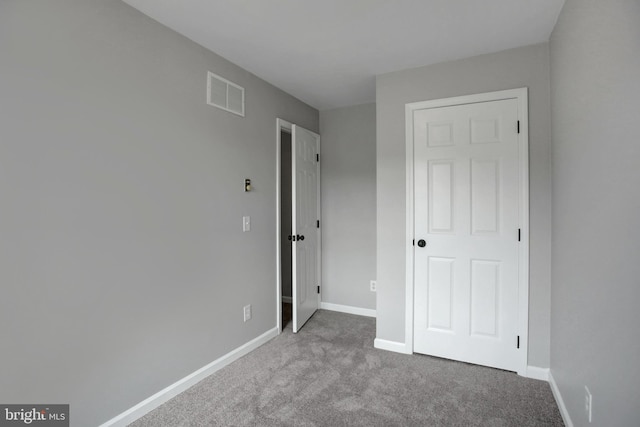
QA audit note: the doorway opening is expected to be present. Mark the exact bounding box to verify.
[280,128,293,330]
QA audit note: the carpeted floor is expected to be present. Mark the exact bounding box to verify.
[130,310,563,426]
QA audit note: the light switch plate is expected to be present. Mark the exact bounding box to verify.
[243,216,250,232]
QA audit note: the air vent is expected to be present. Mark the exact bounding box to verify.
[207,71,245,117]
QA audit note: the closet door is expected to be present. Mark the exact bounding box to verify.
[413,98,521,371]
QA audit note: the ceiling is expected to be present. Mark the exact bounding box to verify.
[122,0,565,111]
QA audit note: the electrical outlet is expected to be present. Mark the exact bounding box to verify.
[370,280,377,292]
[584,386,592,423]
[243,304,252,322]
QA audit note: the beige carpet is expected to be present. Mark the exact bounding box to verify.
[131,310,563,426]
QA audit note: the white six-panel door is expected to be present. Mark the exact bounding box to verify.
[292,125,320,333]
[412,97,522,372]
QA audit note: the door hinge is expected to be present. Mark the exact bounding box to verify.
[317,219,320,228]
[517,335,520,349]
[316,153,319,162]
[518,228,521,242]
[517,120,520,134]
[317,285,320,294]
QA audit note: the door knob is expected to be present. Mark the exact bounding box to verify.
[417,239,426,247]
[297,234,305,241]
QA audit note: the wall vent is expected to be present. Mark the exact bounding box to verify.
[207,71,245,117]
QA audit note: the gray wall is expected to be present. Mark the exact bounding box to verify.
[376,43,552,368]
[320,104,377,310]
[0,1,317,425]
[549,1,640,425]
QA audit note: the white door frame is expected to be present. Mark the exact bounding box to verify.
[404,88,530,376]
[276,118,321,334]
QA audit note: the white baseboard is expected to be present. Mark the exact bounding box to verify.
[99,327,279,427]
[320,302,376,318]
[525,365,549,381]
[282,296,292,303]
[374,338,412,355]
[549,371,573,427]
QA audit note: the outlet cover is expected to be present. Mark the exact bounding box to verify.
[243,304,252,322]
[370,280,377,292]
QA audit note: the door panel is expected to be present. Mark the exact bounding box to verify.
[292,124,320,333]
[471,159,500,234]
[427,257,455,331]
[470,259,500,337]
[413,98,520,371]
[428,160,455,233]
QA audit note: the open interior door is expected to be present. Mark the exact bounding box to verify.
[291,124,320,333]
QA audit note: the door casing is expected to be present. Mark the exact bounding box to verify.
[404,88,530,376]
